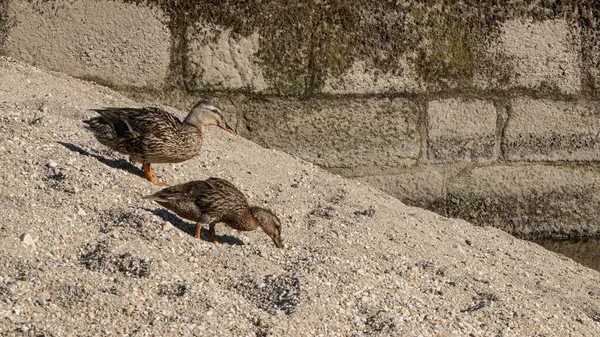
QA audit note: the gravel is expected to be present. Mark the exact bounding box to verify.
[1,56,600,336]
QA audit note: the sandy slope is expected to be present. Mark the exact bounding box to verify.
[0,56,599,336]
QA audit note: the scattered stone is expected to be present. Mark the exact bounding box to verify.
[19,233,36,248]
[162,222,175,231]
[28,116,44,125]
[354,208,376,217]
[158,283,191,299]
[235,275,301,315]
[47,160,58,168]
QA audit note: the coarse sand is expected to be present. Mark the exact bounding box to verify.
[1,57,600,336]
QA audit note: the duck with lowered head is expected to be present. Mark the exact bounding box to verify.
[83,101,236,185]
[145,177,283,248]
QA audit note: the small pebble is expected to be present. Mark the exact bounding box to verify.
[20,233,36,248]
[125,306,135,316]
[47,160,58,168]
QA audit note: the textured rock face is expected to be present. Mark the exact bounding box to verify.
[476,18,581,93]
[447,165,600,239]
[357,168,446,215]
[427,98,497,164]
[322,58,425,94]
[186,24,267,91]
[3,0,171,89]
[1,0,600,239]
[503,98,600,162]
[233,97,421,170]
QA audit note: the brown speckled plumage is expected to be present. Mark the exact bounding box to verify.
[145,177,283,248]
[83,102,235,185]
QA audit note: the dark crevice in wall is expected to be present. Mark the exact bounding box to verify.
[416,100,428,167]
[168,9,190,92]
[492,99,508,162]
[0,0,13,52]
[499,102,512,162]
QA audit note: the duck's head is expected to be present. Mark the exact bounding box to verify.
[250,206,283,248]
[185,101,236,135]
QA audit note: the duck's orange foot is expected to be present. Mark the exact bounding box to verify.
[143,163,169,186]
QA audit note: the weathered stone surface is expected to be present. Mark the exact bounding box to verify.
[448,165,600,239]
[535,239,600,271]
[234,98,421,169]
[476,19,581,94]
[3,0,170,89]
[503,98,600,161]
[322,58,425,94]
[186,24,267,91]
[357,168,446,215]
[427,98,497,164]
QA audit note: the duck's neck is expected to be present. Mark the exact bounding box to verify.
[182,122,203,133]
[238,212,260,231]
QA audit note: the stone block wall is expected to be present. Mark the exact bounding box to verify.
[3,0,171,89]
[1,0,600,239]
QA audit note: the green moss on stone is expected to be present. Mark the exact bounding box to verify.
[117,0,600,96]
[412,22,477,85]
[0,0,13,49]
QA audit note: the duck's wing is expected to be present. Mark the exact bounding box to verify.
[88,107,186,157]
[193,178,250,214]
[144,180,208,203]
[91,107,183,136]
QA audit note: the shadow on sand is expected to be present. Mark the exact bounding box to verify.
[58,142,144,178]
[145,207,245,246]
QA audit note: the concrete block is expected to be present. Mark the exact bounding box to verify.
[357,168,446,215]
[447,165,600,239]
[476,18,581,94]
[321,58,425,94]
[186,23,268,91]
[235,98,421,170]
[427,98,497,164]
[4,0,171,89]
[503,98,600,161]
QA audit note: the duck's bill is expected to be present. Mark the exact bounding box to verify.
[272,237,284,249]
[220,122,237,135]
